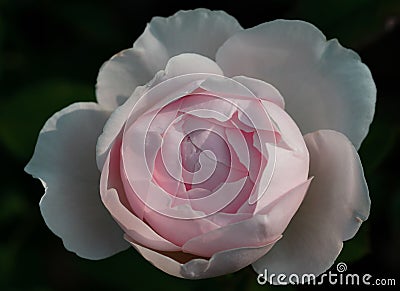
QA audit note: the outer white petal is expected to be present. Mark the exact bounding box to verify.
[252,130,370,283]
[96,48,156,110]
[126,235,276,279]
[96,8,242,110]
[25,103,129,259]
[134,8,242,67]
[216,20,376,149]
[163,53,223,78]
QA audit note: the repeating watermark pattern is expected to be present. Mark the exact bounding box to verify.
[257,262,396,286]
[122,73,278,219]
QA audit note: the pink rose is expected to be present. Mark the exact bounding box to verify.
[26,9,375,280]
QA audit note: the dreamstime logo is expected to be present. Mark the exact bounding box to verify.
[257,262,396,286]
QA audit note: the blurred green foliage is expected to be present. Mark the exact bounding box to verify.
[0,0,399,290]
[0,80,93,159]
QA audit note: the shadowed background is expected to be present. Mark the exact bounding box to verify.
[0,0,399,290]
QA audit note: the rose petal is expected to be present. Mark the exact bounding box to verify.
[261,100,307,153]
[252,130,370,283]
[163,53,223,78]
[120,122,223,244]
[134,8,242,69]
[179,93,236,122]
[182,179,311,257]
[121,175,220,246]
[96,53,227,169]
[25,103,129,259]
[96,7,240,109]
[96,85,148,170]
[100,140,181,252]
[216,20,376,149]
[96,74,203,170]
[96,49,155,110]
[232,76,285,109]
[241,101,309,211]
[127,235,276,279]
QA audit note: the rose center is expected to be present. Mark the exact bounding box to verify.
[180,129,230,192]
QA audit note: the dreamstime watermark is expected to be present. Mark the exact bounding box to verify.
[122,73,278,219]
[257,262,396,286]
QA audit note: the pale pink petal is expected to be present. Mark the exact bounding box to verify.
[262,100,307,151]
[224,127,250,170]
[127,235,276,279]
[96,74,203,170]
[121,175,220,247]
[236,98,276,132]
[252,130,370,283]
[243,101,309,212]
[182,179,311,257]
[179,93,236,122]
[219,178,255,214]
[96,53,227,171]
[100,141,181,252]
[198,74,255,98]
[232,76,285,109]
[119,127,223,245]
[207,212,253,226]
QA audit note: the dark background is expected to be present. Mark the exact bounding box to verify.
[0,0,399,290]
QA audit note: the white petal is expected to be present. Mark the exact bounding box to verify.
[217,20,376,149]
[134,8,242,68]
[25,103,129,259]
[96,9,242,110]
[127,235,275,279]
[96,48,156,110]
[164,53,223,77]
[252,130,370,283]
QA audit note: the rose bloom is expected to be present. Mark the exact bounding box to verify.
[26,9,375,281]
